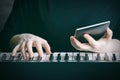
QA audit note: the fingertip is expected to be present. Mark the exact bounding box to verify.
[42,41,51,55]
[83,34,89,38]
[46,50,52,55]
[46,47,51,54]
[107,27,110,30]
[70,36,73,39]
[105,27,113,39]
[107,27,112,33]
[70,36,75,41]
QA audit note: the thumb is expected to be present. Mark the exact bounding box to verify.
[104,27,113,40]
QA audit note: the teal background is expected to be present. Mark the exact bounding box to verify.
[0,62,120,80]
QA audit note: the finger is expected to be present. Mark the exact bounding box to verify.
[21,42,27,60]
[83,34,96,46]
[70,36,92,50]
[42,40,51,55]
[104,27,113,40]
[35,41,43,57]
[12,44,20,56]
[27,40,33,58]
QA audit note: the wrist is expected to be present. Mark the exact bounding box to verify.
[10,34,21,49]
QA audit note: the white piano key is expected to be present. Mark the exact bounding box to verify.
[116,52,120,61]
[73,52,80,62]
[52,52,59,62]
[104,53,110,61]
[67,52,73,62]
[40,53,47,62]
[60,52,66,62]
[87,53,93,61]
[80,52,85,61]
[93,53,102,61]
[4,53,11,60]
[32,52,38,60]
[45,53,51,62]
[76,52,93,62]
[45,52,59,62]
[14,52,21,61]
[32,52,47,62]
[112,52,120,61]
[105,53,113,61]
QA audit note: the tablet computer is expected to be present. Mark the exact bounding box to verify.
[74,21,110,43]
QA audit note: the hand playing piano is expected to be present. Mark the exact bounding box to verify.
[70,27,120,53]
[10,33,51,60]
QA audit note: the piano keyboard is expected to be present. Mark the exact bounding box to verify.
[0,52,120,62]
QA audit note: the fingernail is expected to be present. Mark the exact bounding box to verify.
[47,50,51,55]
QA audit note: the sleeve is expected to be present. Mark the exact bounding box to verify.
[0,0,15,52]
[0,0,15,32]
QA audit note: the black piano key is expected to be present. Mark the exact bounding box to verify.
[9,55,15,61]
[17,54,22,61]
[49,54,54,61]
[96,54,101,61]
[76,53,81,61]
[112,53,116,61]
[104,53,109,61]
[29,57,34,61]
[84,53,89,61]
[37,56,42,61]
[1,54,7,61]
[64,53,69,61]
[57,53,61,61]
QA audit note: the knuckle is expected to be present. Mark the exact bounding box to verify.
[90,41,96,46]
[110,30,113,35]
[108,28,113,35]
[26,40,31,46]
[43,39,48,44]
[93,44,99,49]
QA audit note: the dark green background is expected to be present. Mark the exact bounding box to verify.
[0,62,120,80]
